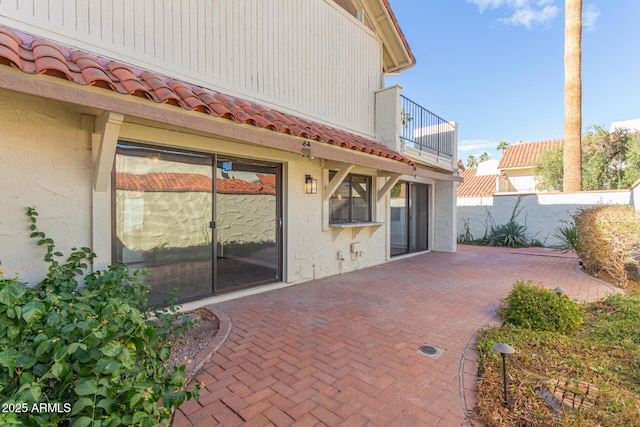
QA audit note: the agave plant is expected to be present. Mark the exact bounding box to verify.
[553,223,578,252]
[487,221,527,247]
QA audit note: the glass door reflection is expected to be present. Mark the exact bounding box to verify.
[215,157,281,292]
[114,145,214,306]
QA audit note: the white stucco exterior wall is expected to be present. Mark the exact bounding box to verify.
[374,85,402,152]
[433,180,457,253]
[457,191,632,247]
[118,123,403,285]
[0,91,92,284]
[2,87,458,294]
[285,161,390,283]
[1,95,425,287]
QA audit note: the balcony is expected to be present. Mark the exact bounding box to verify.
[375,85,457,171]
[400,96,455,159]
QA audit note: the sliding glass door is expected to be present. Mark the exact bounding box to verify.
[114,144,214,306]
[215,156,281,292]
[409,183,429,252]
[114,144,282,305]
[390,182,429,256]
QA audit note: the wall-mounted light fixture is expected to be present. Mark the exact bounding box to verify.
[301,140,314,159]
[305,175,317,194]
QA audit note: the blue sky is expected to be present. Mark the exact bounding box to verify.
[386,0,640,163]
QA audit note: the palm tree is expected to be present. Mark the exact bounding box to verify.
[496,141,509,152]
[466,155,478,168]
[563,0,582,192]
[479,152,490,162]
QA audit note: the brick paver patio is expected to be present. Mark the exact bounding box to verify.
[173,245,619,426]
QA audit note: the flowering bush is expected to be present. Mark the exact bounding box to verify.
[497,280,584,334]
[0,208,199,426]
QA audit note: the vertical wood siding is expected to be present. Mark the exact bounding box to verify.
[0,0,382,136]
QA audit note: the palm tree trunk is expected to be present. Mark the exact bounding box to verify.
[563,0,582,192]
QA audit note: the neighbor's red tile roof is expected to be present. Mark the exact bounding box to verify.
[0,25,412,166]
[116,173,276,195]
[498,140,563,169]
[217,177,276,195]
[456,168,497,198]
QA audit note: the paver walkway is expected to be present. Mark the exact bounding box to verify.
[173,245,619,426]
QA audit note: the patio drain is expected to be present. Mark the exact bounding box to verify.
[417,344,445,360]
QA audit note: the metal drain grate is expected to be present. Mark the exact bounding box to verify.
[417,344,445,359]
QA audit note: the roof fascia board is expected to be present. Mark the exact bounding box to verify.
[359,0,414,73]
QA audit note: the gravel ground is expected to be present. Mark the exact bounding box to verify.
[168,308,219,372]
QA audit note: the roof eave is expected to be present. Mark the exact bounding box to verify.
[1,67,436,178]
[361,0,416,74]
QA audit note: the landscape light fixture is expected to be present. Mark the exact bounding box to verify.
[305,175,317,194]
[492,342,516,408]
[553,287,566,295]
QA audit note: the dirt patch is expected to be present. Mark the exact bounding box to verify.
[169,308,219,371]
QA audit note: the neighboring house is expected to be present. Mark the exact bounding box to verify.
[457,162,500,200]
[496,140,563,193]
[610,119,640,133]
[0,0,460,305]
[456,138,634,247]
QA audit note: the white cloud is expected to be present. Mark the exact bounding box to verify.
[459,139,498,152]
[468,0,560,29]
[499,5,559,28]
[467,0,509,13]
[583,4,600,32]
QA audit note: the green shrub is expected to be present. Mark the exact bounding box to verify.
[486,221,527,247]
[497,280,584,334]
[552,220,578,252]
[574,205,640,288]
[0,208,199,426]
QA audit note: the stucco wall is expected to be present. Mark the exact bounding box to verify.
[0,91,92,284]
[117,123,407,285]
[117,123,414,284]
[285,161,390,283]
[434,180,457,252]
[1,89,458,292]
[457,191,632,247]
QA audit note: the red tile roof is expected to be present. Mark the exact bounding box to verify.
[115,173,276,195]
[0,25,412,166]
[456,168,497,198]
[498,140,563,169]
